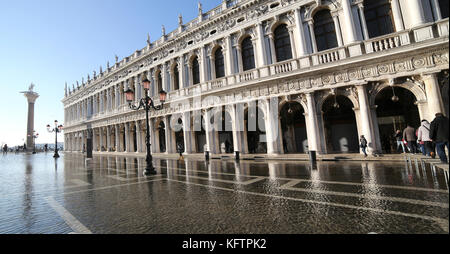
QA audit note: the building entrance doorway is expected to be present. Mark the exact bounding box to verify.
[322,95,359,153]
[375,86,420,154]
[245,104,267,154]
[158,121,166,153]
[280,101,308,154]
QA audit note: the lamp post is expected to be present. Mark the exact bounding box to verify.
[125,78,166,176]
[47,120,63,158]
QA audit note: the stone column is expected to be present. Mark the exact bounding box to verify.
[134,76,140,104]
[294,8,308,57]
[106,126,111,152]
[305,92,323,154]
[287,25,298,59]
[164,116,175,153]
[236,44,244,73]
[332,13,344,47]
[115,85,120,109]
[307,20,318,53]
[200,47,208,83]
[178,58,186,89]
[230,104,247,154]
[256,22,268,70]
[224,36,233,77]
[204,109,219,154]
[356,84,380,154]
[135,120,142,153]
[391,0,405,31]
[209,48,216,80]
[99,127,104,151]
[109,88,113,112]
[268,32,277,63]
[92,128,97,151]
[357,3,370,40]
[341,0,358,43]
[124,122,130,152]
[408,0,426,27]
[81,132,85,152]
[182,112,193,154]
[263,98,283,154]
[22,90,39,152]
[151,118,159,153]
[431,0,443,20]
[423,73,445,120]
[115,124,120,152]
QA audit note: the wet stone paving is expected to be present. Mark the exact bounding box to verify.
[0,152,448,234]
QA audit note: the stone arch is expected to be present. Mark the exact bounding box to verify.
[237,32,254,46]
[210,44,224,57]
[269,17,294,34]
[188,53,199,66]
[279,95,308,115]
[304,3,338,21]
[316,89,359,115]
[369,81,427,106]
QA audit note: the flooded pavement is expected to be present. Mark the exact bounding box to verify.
[0,152,448,234]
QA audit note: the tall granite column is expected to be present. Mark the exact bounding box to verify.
[21,86,39,152]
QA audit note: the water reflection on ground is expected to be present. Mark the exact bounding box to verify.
[0,152,448,234]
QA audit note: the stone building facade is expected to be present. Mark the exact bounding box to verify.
[63,0,449,157]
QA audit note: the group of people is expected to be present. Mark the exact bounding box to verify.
[361,113,449,163]
[2,143,50,155]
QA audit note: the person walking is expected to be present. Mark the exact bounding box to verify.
[394,130,405,153]
[417,120,435,158]
[430,113,449,163]
[177,142,184,160]
[403,124,418,154]
[360,135,368,157]
[2,144,8,155]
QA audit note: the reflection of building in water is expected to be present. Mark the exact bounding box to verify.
[63,0,449,157]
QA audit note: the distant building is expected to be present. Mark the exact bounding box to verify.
[63,0,449,156]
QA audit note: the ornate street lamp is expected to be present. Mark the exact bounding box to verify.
[125,78,167,175]
[47,120,63,158]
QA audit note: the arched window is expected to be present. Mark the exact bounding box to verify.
[274,24,292,62]
[241,37,255,71]
[314,10,338,52]
[173,64,180,90]
[192,56,200,85]
[214,48,225,78]
[439,0,449,18]
[364,0,395,38]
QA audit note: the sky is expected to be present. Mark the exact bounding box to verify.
[0,0,222,147]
